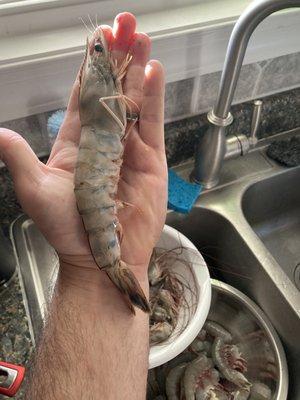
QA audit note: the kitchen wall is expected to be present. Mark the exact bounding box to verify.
[0,51,300,169]
[165,51,300,122]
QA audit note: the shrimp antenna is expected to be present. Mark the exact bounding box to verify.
[87,13,96,32]
[96,13,99,28]
[79,16,93,35]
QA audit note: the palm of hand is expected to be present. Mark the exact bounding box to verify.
[23,120,166,268]
[1,14,167,270]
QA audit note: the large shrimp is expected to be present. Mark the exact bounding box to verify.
[212,337,250,389]
[165,362,187,400]
[183,353,220,400]
[74,28,150,314]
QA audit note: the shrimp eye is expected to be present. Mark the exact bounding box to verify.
[94,43,103,53]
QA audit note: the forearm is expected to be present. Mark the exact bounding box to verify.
[24,259,149,400]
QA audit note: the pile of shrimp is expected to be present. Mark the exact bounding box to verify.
[148,248,197,345]
[147,319,277,400]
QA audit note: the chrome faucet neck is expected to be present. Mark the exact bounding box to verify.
[214,0,300,121]
[193,0,300,188]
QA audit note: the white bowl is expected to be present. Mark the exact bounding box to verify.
[149,225,211,369]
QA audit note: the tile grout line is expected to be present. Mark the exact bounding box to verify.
[252,61,267,98]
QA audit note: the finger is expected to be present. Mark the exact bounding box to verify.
[139,60,165,150]
[48,26,113,163]
[124,32,151,111]
[111,12,136,64]
[0,128,41,182]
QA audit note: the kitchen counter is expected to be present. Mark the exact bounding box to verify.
[0,165,32,397]
[0,275,32,399]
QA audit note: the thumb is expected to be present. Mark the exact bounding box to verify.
[0,128,41,183]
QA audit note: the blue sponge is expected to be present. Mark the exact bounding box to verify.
[168,169,202,214]
[47,109,66,138]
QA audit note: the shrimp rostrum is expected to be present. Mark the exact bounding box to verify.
[74,28,150,314]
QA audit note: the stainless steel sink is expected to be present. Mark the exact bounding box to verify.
[11,140,300,399]
[242,168,300,291]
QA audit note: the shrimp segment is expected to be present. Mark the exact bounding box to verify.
[165,363,187,400]
[75,28,150,313]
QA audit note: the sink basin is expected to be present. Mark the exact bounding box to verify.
[167,200,300,396]
[242,167,300,291]
[10,148,300,399]
[167,207,265,295]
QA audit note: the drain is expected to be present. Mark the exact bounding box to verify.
[294,263,300,291]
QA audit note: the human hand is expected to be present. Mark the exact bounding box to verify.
[0,13,167,280]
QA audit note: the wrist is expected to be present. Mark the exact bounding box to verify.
[59,255,149,296]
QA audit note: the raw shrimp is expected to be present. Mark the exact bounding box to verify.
[165,362,187,400]
[149,287,179,344]
[148,246,197,344]
[204,321,232,343]
[212,338,250,389]
[238,332,277,381]
[148,369,160,399]
[75,28,150,313]
[150,322,173,343]
[196,386,231,400]
[189,330,211,354]
[183,353,220,400]
[232,387,250,400]
[150,289,178,339]
[190,339,212,356]
[152,305,170,323]
[165,352,197,371]
[148,254,164,285]
[250,382,271,400]
[158,290,178,322]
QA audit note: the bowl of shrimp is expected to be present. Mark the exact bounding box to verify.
[147,279,288,400]
[148,225,211,369]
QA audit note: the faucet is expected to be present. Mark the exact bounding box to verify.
[192,0,300,188]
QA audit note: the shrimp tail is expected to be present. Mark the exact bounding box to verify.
[106,260,151,314]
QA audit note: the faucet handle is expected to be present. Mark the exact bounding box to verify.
[250,99,263,146]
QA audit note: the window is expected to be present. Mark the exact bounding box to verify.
[0,0,202,36]
[1,0,299,122]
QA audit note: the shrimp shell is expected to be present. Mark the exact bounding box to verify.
[75,29,150,313]
[250,382,271,400]
[232,387,251,400]
[183,354,219,400]
[151,305,170,323]
[165,362,187,400]
[150,322,173,344]
[148,254,164,286]
[212,337,251,389]
[204,321,232,343]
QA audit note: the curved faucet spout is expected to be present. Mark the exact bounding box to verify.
[193,0,300,187]
[215,0,300,120]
